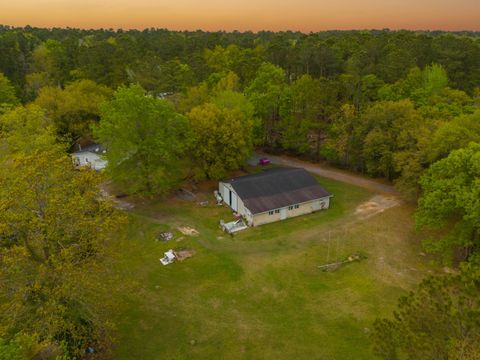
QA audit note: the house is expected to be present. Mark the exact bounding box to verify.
[72,143,107,171]
[219,167,332,227]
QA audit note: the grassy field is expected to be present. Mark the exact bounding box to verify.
[112,176,436,359]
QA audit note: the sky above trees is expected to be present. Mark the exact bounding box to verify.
[1,0,479,32]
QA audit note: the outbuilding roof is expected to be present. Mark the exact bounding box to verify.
[224,167,331,214]
[73,143,106,155]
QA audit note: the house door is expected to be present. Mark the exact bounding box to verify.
[221,184,229,204]
[231,192,238,212]
[280,207,287,220]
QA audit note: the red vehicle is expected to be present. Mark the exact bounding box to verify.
[258,158,271,166]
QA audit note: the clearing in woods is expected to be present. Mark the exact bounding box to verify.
[112,174,436,359]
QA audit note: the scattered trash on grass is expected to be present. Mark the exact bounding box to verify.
[178,226,199,236]
[159,248,196,265]
[156,231,173,242]
[220,219,248,234]
[199,200,209,207]
[160,249,176,265]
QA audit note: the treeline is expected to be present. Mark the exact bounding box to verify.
[1,27,479,197]
[1,26,480,99]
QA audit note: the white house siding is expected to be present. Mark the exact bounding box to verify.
[219,182,241,213]
[219,182,331,227]
[219,182,230,207]
[252,196,331,227]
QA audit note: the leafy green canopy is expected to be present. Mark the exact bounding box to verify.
[0,105,59,155]
[246,62,286,147]
[34,79,112,142]
[372,263,480,360]
[0,148,127,357]
[0,105,129,357]
[0,72,18,112]
[187,90,254,180]
[416,143,480,261]
[428,111,480,162]
[94,84,189,195]
[0,333,61,360]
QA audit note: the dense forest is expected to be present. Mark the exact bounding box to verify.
[1,26,480,358]
[1,26,479,196]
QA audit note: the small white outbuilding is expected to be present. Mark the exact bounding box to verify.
[72,143,107,171]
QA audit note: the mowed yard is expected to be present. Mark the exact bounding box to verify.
[112,176,437,359]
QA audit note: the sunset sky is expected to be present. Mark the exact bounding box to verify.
[1,0,479,32]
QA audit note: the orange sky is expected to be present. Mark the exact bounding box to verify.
[1,0,479,32]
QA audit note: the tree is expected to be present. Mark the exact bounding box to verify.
[359,100,422,180]
[187,91,254,179]
[322,104,361,168]
[377,33,417,83]
[372,263,480,360]
[245,62,286,147]
[29,40,69,87]
[129,58,195,95]
[0,149,127,357]
[340,73,384,111]
[423,63,449,96]
[0,105,58,156]
[204,44,265,85]
[416,143,480,261]
[428,111,480,162]
[279,75,318,155]
[34,79,112,142]
[0,72,18,111]
[176,83,210,114]
[94,84,189,195]
[378,64,473,120]
[393,121,433,199]
[0,333,62,360]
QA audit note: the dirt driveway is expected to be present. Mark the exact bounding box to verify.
[254,153,399,195]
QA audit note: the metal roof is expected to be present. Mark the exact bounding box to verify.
[225,167,331,214]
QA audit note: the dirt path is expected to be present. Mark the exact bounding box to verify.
[254,153,400,195]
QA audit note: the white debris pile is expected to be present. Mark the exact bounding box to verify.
[160,249,176,265]
[213,190,223,205]
[220,219,248,234]
[159,248,196,265]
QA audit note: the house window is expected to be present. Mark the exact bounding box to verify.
[288,205,294,210]
[274,209,280,214]
[294,204,299,209]
[268,210,274,215]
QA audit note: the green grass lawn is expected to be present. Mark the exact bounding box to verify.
[112,177,436,359]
